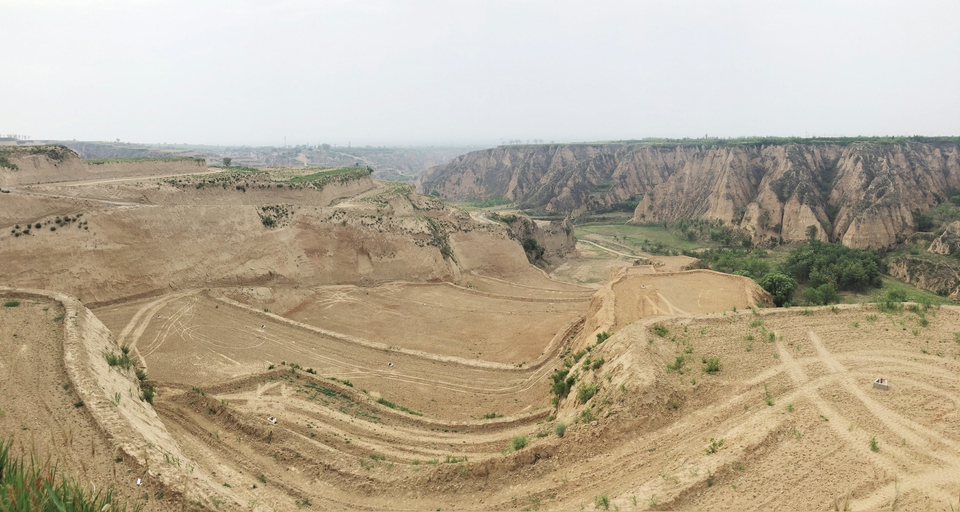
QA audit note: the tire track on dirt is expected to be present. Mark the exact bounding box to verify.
[142,296,198,360]
[807,331,960,456]
[775,338,909,473]
[777,331,960,508]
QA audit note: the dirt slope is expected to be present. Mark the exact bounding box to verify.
[579,267,773,341]
[0,180,532,304]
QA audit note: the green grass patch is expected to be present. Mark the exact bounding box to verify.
[465,195,512,208]
[575,223,712,253]
[3,300,21,308]
[702,357,722,374]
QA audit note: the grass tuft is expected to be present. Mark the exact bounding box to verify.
[0,439,137,510]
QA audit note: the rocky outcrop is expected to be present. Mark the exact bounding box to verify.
[887,255,960,298]
[491,213,577,268]
[928,221,960,255]
[419,140,960,248]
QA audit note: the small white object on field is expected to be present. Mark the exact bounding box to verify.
[136,478,142,486]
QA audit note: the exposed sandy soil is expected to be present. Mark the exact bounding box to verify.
[92,282,581,421]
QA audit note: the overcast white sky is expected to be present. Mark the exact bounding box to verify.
[2,0,958,146]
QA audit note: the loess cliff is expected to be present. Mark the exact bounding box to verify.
[419,140,960,248]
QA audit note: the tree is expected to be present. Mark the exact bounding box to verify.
[805,224,818,241]
[803,283,840,305]
[913,209,934,231]
[222,157,232,167]
[758,272,798,307]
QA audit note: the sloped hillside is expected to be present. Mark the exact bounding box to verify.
[0,176,530,304]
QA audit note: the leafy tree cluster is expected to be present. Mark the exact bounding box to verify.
[693,247,771,279]
[593,195,642,214]
[699,240,883,307]
[754,240,883,306]
[676,218,751,248]
[780,240,883,292]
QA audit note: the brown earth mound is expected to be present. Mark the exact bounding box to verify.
[580,266,773,341]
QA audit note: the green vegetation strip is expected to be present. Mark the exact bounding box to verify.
[85,157,205,164]
[287,166,371,183]
[376,397,423,416]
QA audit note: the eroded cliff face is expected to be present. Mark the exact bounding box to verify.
[419,142,960,248]
[495,213,577,268]
[887,255,960,298]
[928,221,960,255]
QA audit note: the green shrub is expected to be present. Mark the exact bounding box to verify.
[104,350,134,370]
[703,357,722,374]
[781,240,882,292]
[803,283,841,305]
[577,383,597,404]
[594,494,610,510]
[705,437,724,454]
[510,435,528,451]
[666,356,685,372]
[595,331,610,344]
[3,300,21,307]
[652,325,669,337]
[554,422,567,437]
[550,369,576,401]
[758,272,797,307]
[580,408,595,423]
[141,382,155,404]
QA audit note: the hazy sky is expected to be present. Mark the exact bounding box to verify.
[2,0,958,146]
